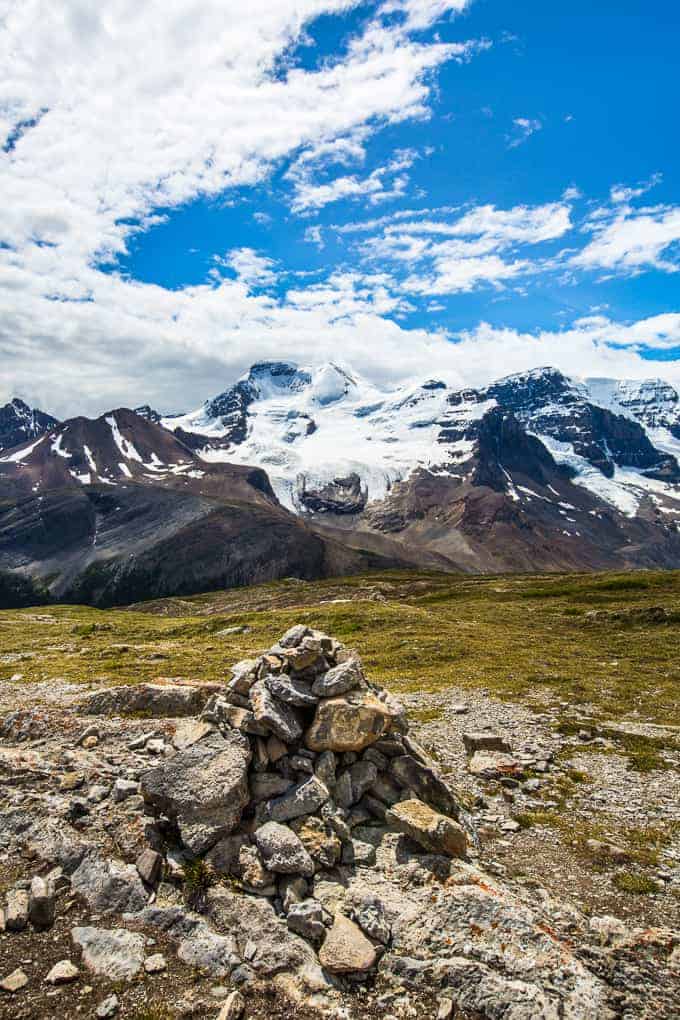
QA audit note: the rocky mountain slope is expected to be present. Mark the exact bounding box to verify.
[0,398,58,453]
[0,409,407,607]
[4,362,680,606]
[2,620,677,1019]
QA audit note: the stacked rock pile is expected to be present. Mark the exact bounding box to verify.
[140,625,470,967]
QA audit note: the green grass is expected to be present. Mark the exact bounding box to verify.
[613,872,658,895]
[2,568,680,732]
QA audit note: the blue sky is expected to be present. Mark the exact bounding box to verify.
[1,1,679,416]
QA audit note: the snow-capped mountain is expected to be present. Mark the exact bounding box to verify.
[0,398,58,453]
[4,362,680,607]
[163,361,680,527]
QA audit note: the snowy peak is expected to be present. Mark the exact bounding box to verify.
[0,397,58,453]
[0,408,200,489]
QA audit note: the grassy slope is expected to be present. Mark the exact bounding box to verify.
[2,568,680,727]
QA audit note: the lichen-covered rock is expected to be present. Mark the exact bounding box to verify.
[386,799,468,858]
[71,856,148,915]
[311,658,364,698]
[140,729,250,854]
[389,754,463,819]
[305,691,401,753]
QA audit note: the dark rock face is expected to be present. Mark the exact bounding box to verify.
[0,398,58,453]
[297,472,368,514]
[133,405,161,424]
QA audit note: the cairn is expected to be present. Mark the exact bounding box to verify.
[140,625,469,971]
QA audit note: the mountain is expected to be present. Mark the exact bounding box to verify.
[161,361,680,573]
[0,408,411,607]
[3,362,680,607]
[0,398,58,452]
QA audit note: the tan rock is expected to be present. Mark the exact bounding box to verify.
[45,960,79,985]
[386,799,467,858]
[319,913,376,973]
[217,990,245,1020]
[305,691,398,753]
[0,968,28,993]
[468,751,523,779]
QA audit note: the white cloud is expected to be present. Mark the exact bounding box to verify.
[381,0,472,32]
[357,200,572,293]
[610,172,662,204]
[573,203,680,275]
[219,248,278,287]
[507,116,542,148]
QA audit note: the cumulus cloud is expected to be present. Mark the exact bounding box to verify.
[357,200,572,293]
[573,203,680,275]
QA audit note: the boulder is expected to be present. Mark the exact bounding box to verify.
[82,683,219,718]
[335,760,378,808]
[71,926,147,981]
[250,679,303,744]
[177,929,240,977]
[45,960,79,985]
[287,898,328,942]
[140,729,251,854]
[306,691,401,753]
[254,822,315,876]
[386,799,467,858]
[290,816,342,869]
[319,913,377,973]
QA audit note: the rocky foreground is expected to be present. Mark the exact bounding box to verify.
[0,626,678,1019]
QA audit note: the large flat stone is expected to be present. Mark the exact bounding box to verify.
[140,730,251,854]
[386,799,467,858]
[319,913,376,973]
[71,927,146,982]
[250,680,303,744]
[82,683,220,718]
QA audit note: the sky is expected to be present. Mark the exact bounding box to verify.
[1,0,679,417]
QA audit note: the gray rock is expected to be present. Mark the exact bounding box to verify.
[250,679,303,743]
[71,856,148,914]
[140,729,251,854]
[112,778,139,803]
[96,994,119,1019]
[314,750,336,787]
[352,897,390,945]
[254,822,315,877]
[177,930,240,975]
[72,926,146,981]
[286,898,328,942]
[82,683,219,717]
[265,775,329,823]
[229,658,260,694]
[136,849,162,886]
[462,731,512,754]
[265,673,318,708]
[250,772,293,803]
[278,625,314,648]
[28,875,55,928]
[335,760,378,808]
[205,834,250,877]
[311,658,364,697]
[207,887,317,978]
[5,888,28,932]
